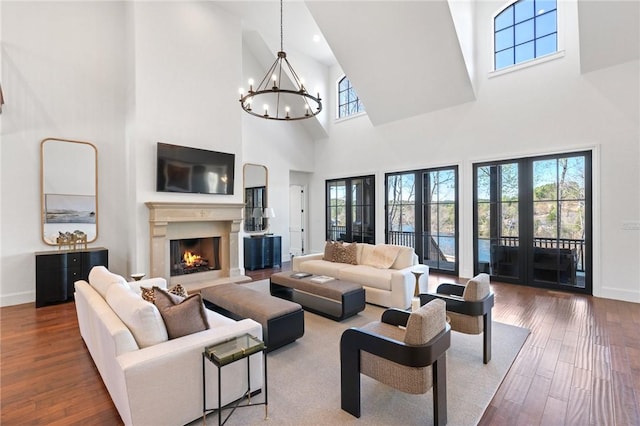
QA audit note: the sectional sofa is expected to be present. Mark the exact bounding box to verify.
[74,266,263,426]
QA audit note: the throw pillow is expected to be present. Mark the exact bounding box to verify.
[105,282,168,348]
[140,286,155,303]
[141,284,188,303]
[333,243,358,265]
[323,240,338,261]
[153,289,209,339]
[169,283,188,298]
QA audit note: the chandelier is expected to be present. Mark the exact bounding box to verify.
[239,0,322,121]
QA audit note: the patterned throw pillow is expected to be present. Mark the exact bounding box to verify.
[168,284,188,298]
[323,240,338,261]
[140,286,155,303]
[334,243,358,265]
[141,284,188,303]
[323,241,358,265]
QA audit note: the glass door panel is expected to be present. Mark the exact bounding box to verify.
[387,173,416,247]
[423,169,458,272]
[326,180,346,241]
[476,162,521,280]
[326,176,375,243]
[531,156,586,288]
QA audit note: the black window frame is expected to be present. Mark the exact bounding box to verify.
[385,166,459,275]
[337,76,365,119]
[326,175,375,244]
[473,151,592,295]
[494,0,558,70]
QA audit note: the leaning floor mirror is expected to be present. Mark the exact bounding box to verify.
[243,163,267,233]
[40,137,98,248]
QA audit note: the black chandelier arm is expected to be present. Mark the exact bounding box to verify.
[254,57,282,92]
[282,57,306,93]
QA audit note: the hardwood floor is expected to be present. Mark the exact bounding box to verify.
[1,264,638,425]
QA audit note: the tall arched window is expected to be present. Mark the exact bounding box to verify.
[337,76,365,118]
[494,0,557,70]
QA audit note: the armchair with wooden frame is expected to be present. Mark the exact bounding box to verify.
[340,299,451,425]
[419,273,494,364]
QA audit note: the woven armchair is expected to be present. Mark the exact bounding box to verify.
[340,299,451,425]
[420,273,494,364]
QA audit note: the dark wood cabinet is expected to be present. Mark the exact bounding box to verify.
[244,236,281,271]
[35,247,108,307]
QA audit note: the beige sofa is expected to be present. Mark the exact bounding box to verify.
[74,266,263,426]
[292,242,429,309]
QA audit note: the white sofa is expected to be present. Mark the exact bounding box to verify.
[74,266,263,426]
[292,243,429,309]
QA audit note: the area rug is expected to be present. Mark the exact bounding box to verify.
[196,279,530,425]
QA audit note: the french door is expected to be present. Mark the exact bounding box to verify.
[386,166,459,275]
[326,176,375,244]
[474,152,591,293]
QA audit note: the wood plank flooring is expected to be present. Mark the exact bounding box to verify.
[1,264,638,425]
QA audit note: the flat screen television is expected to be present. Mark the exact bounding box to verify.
[157,142,235,195]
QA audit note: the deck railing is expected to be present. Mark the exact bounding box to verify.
[385,231,585,272]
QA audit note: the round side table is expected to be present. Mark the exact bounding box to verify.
[411,270,424,297]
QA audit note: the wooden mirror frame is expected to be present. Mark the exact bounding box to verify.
[40,138,98,247]
[243,163,268,233]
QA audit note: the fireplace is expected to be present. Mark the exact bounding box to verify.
[145,202,249,292]
[170,237,221,276]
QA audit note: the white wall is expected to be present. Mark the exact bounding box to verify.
[307,0,640,302]
[1,2,128,305]
[127,2,245,276]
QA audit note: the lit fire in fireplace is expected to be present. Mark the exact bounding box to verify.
[183,251,205,267]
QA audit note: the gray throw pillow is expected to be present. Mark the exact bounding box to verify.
[153,288,209,339]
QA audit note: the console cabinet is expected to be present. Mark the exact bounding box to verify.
[35,247,108,307]
[244,236,281,271]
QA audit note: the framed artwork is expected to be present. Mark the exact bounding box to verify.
[44,194,96,224]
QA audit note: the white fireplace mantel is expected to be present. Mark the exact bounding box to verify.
[145,202,248,291]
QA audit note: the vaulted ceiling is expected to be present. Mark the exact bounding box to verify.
[218,1,639,128]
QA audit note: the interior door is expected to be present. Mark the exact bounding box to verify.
[289,185,305,256]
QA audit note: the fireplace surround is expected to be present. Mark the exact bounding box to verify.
[145,202,249,291]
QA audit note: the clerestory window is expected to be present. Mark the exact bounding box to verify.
[494,0,557,70]
[337,76,365,119]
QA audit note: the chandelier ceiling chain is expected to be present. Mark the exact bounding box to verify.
[239,0,322,121]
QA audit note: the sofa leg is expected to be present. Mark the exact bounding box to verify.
[432,356,447,426]
[483,310,492,364]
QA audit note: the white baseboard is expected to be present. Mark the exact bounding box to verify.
[0,291,34,307]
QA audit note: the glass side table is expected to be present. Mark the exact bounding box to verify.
[202,333,267,426]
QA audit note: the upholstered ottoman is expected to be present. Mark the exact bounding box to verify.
[270,272,366,321]
[201,283,304,352]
